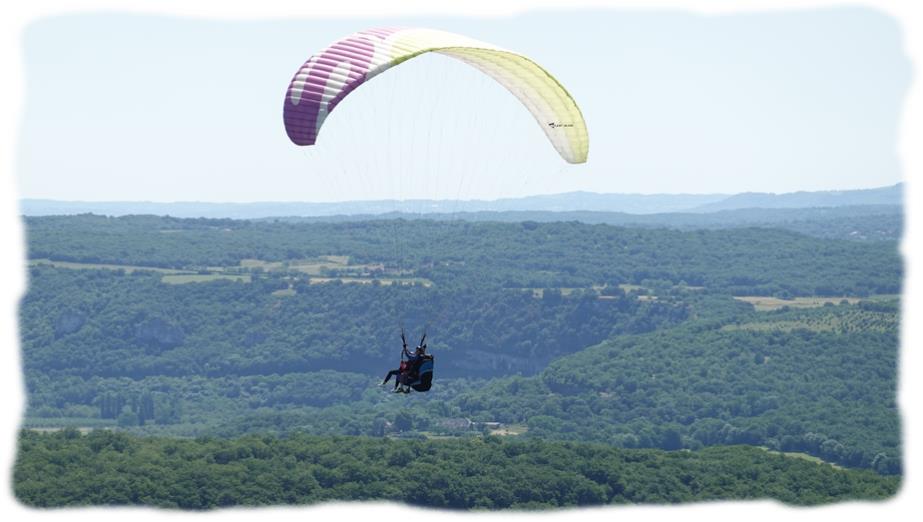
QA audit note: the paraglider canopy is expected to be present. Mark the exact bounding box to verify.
[283,27,588,164]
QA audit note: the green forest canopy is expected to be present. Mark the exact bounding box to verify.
[14,430,899,509]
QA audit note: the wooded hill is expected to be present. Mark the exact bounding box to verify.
[25,214,901,296]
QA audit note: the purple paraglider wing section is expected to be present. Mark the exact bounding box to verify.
[283,28,394,146]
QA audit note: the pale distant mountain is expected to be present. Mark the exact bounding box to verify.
[18,193,728,218]
[19,183,902,219]
[688,183,902,212]
[486,191,727,213]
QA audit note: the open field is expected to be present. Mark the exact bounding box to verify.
[320,255,349,265]
[22,417,114,430]
[239,258,286,271]
[32,257,405,287]
[490,424,528,436]
[241,256,386,276]
[161,274,252,284]
[734,296,861,311]
[29,259,189,274]
[722,307,898,334]
[416,433,461,440]
[414,424,528,438]
[520,284,651,299]
[619,284,647,293]
[308,277,433,287]
[26,427,99,434]
[759,447,843,470]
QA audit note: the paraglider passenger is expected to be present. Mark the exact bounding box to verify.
[381,330,414,390]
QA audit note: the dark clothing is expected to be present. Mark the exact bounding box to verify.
[383,369,401,385]
[384,359,411,389]
[382,370,401,384]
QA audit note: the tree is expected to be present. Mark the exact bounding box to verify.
[117,411,139,427]
[394,411,413,432]
[139,392,155,426]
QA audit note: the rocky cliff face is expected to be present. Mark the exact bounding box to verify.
[53,310,86,338]
[134,317,184,353]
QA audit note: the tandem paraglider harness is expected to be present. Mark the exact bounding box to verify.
[396,329,434,393]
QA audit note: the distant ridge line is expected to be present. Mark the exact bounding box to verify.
[20,183,902,219]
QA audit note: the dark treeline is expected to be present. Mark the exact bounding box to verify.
[264,205,903,242]
[25,214,901,296]
[14,430,899,509]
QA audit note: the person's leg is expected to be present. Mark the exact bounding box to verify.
[382,369,399,385]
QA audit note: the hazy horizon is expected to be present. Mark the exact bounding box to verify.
[19,182,903,220]
[18,181,901,205]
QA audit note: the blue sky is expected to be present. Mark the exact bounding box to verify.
[16,7,910,202]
